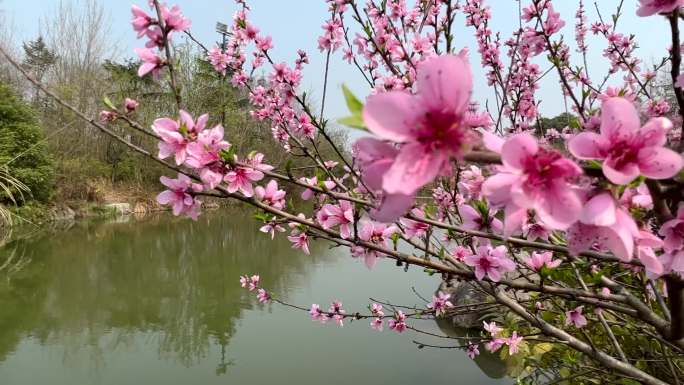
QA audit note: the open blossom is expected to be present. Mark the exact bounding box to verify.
[317,200,354,239]
[427,291,454,317]
[287,231,310,255]
[482,133,583,231]
[152,110,208,165]
[186,125,231,189]
[464,245,516,282]
[131,5,153,37]
[225,165,264,197]
[370,317,383,331]
[506,331,524,355]
[388,311,407,333]
[659,206,684,274]
[485,338,506,353]
[636,0,684,16]
[161,4,191,33]
[458,165,485,199]
[660,249,684,275]
[466,343,480,359]
[452,246,470,262]
[135,47,163,77]
[239,274,260,291]
[309,304,328,322]
[256,288,270,303]
[569,97,683,185]
[565,306,588,328]
[659,205,684,253]
[328,301,346,327]
[255,180,286,210]
[524,251,562,271]
[483,321,502,337]
[353,138,415,222]
[259,221,285,240]
[156,173,202,219]
[351,219,398,269]
[370,303,384,317]
[458,204,503,234]
[359,54,477,198]
[299,176,335,200]
[208,47,230,75]
[567,192,640,261]
[399,208,430,239]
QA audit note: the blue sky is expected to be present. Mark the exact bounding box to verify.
[0,0,673,126]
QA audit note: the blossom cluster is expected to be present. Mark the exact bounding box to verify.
[106,0,684,380]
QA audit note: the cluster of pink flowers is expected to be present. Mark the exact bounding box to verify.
[149,109,279,218]
[427,292,454,317]
[309,301,347,326]
[131,2,190,77]
[388,310,407,333]
[208,46,231,75]
[156,174,203,219]
[125,2,684,376]
[482,321,524,355]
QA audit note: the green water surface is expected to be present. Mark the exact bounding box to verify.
[0,211,508,384]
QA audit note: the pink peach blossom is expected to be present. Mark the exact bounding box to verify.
[256,288,270,303]
[255,180,286,210]
[482,133,583,230]
[388,311,407,333]
[353,138,415,222]
[317,200,354,239]
[466,343,480,359]
[360,54,477,196]
[135,47,163,78]
[131,5,153,38]
[152,110,208,165]
[506,331,524,355]
[659,205,684,253]
[636,0,684,16]
[565,306,588,328]
[569,97,683,185]
[567,192,640,261]
[524,251,562,271]
[464,245,516,282]
[224,166,264,197]
[156,173,202,219]
[427,291,454,317]
[287,231,310,255]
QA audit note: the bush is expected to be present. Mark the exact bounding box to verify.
[0,82,54,203]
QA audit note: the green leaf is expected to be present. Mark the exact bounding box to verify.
[338,84,369,131]
[532,342,553,359]
[585,160,602,169]
[342,84,363,115]
[102,96,116,110]
[337,115,367,130]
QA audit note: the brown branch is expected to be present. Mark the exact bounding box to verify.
[492,288,669,385]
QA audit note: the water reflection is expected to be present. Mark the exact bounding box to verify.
[0,211,507,385]
[0,212,323,371]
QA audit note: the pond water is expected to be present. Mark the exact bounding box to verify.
[0,211,508,385]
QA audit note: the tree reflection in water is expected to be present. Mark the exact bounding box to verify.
[0,210,327,374]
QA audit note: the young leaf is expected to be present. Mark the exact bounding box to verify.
[342,84,363,115]
[102,96,116,110]
[338,115,367,130]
